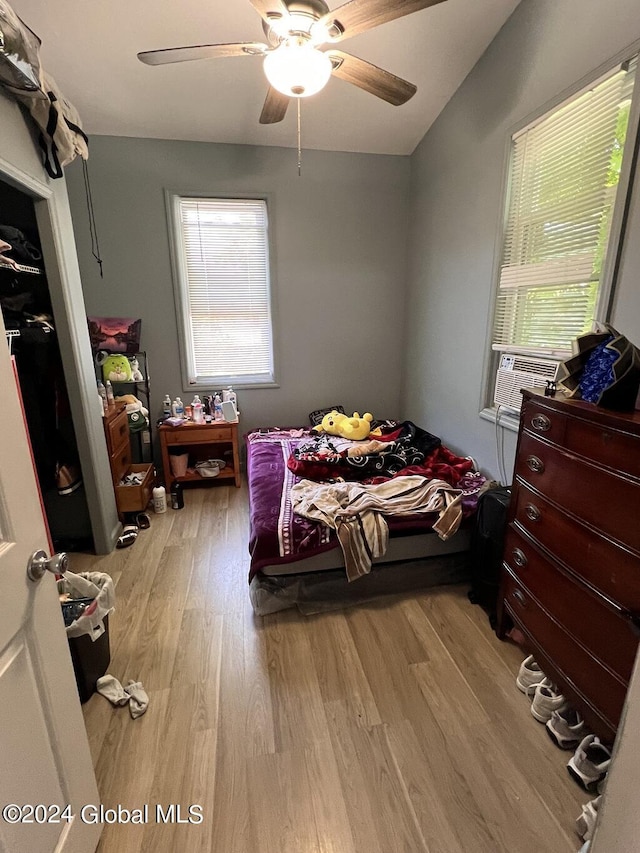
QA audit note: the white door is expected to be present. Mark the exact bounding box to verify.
[0,313,101,853]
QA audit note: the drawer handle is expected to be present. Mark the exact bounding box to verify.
[512,588,527,607]
[526,455,545,474]
[531,413,551,432]
[512,548,528,568]
[525,503,540,521]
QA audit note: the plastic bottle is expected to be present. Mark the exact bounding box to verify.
[97,381,108,414]
[175,397,185,418]
[213,393,223,421]
[192,394,204,423]
[152,485,167,513]
[171,398,179,417]
[105,380,115,406]
[163,395,172,418]
[222,385,237,406]
[170,481,184,510]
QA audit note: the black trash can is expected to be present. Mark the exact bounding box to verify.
[67,615,111,703]
[59,571,115,703]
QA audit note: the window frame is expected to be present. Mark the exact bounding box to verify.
[166,190,279,392]
[480,45,640,430]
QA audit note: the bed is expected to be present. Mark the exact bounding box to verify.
[246,419,486,614]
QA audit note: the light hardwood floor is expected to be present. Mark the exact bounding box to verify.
[75,484,588,853]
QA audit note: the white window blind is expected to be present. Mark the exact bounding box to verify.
[175,197,274,385]
[492,59,636,356]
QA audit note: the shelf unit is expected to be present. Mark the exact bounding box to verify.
[97,350,153,467]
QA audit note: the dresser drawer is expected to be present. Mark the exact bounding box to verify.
[110,442,132,486]
[502,569,628,731]
[521,398,567,446]
[163,426,232,444]
[522,398,640,478]
[512,480,640,612]
[503,528,638,682]
[115,463,154,514]
[516,432,640,552]
[563,416,640,479]
[106,407,130,453]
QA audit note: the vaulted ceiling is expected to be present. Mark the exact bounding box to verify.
[12,0,521,155]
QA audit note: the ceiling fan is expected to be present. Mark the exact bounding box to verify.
[137,0,447,124]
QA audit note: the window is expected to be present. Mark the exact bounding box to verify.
[170,195,275,388]
[491,58,637,362]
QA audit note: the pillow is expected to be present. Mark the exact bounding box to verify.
[308,405,345,427]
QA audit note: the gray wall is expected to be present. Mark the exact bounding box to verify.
[403,0,640,480]
[66,138,410,438]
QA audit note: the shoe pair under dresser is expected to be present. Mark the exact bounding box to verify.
[497,388,640,743]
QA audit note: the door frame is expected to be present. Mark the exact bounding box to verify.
[0,130,120,554]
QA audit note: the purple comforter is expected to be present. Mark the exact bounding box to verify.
[246,427,485,581]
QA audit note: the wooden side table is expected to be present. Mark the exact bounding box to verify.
[159,420,241,491]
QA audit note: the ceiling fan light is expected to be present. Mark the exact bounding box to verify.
[264,41,332,98]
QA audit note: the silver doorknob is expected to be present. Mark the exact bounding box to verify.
[27,549,69,582]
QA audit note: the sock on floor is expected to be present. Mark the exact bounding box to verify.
[124,680,149,719]
[96,674,129,706]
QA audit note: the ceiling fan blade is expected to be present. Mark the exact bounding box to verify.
[260,87,290,124]
[326,50,416,105]
[318,0,446,42]
[249,0,291,24]
[137,42,268,66]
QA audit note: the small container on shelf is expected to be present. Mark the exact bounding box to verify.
[213,393,223,421]
[192,394,204,423]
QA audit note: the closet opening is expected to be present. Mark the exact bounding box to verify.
[1,175,94,552]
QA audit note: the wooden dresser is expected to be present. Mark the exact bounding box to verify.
[103,403,153,517]
[497,389,640,742]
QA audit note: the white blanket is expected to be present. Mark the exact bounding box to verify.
[290,475,463,581]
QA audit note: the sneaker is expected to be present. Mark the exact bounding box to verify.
[530,678,570,723]
[546,707,588,749]
[55,462,82,495]
[567,735,611,792]
[116,524,138,550]
[516,655,545,694]
[575,795,601,841]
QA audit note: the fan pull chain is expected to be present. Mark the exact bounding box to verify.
[297,98,302,177]
[82,158,104,278]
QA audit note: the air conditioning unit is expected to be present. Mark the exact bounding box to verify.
[494,354,559,412]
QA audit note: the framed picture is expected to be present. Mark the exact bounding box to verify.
[87,317,142,354]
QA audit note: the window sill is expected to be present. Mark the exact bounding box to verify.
[479,406,520,433]
[185,380,279,391]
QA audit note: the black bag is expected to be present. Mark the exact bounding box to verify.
[468,485,511,628]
